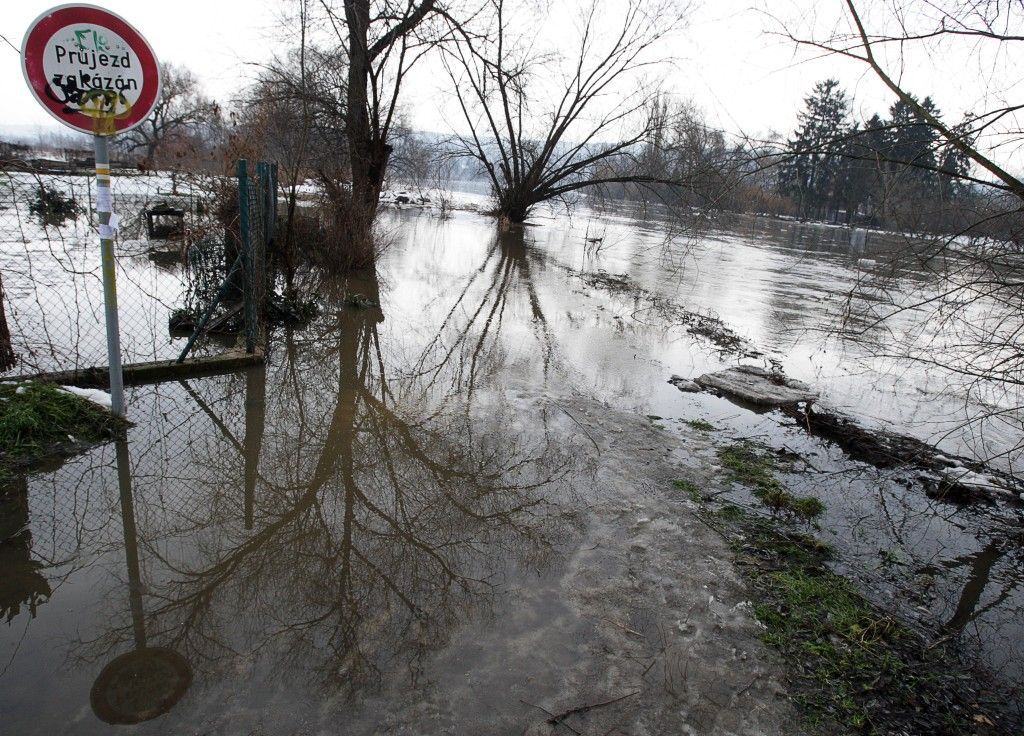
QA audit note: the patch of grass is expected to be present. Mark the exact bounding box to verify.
[790,495,825,519]
[718,441,784,492]
[718,441,823,520]
[0,382,126,477]
[686,418,716,432]
[672,478,702,502]
[792,531,834,557]
[716,509,997,735]
[716,503,744,522]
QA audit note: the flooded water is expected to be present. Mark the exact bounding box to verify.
[1,200,1022,732]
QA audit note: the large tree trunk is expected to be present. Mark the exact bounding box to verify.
[496,188,531,225]
[337,0,436,266]
[498,204,529,225]
[344,0,391,264]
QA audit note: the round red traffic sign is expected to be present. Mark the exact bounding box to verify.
[22,4,161,136]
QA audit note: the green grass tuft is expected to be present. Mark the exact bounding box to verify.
[716,511,994,734]
[744,526,909,732]
[672,478,702,502]
[716,503,744,522]
[790,495,825,520]
[718,441,823,520]
[0,382,126,478]
[686,418,716,432]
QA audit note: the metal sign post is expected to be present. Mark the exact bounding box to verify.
[93,136,124,416]
[22,5,162,418]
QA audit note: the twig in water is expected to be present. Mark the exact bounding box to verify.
[554,402,602,453]
[520,700,582,735]
[640,656,660,678]
[600,617,644,637]
[546,690,642,727]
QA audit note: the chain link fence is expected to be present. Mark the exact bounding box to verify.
[0,161,272,380]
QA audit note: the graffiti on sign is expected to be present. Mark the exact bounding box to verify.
[22,5,161,135]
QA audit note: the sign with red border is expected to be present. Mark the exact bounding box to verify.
[22,4,161,136]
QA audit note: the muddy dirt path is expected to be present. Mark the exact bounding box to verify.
[340,394,800,735]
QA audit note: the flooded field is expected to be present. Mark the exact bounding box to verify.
[1,200,1021,732]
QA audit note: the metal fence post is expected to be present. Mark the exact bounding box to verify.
[270,163,278,235]
[267,163,278,303]
[237,160,256,354]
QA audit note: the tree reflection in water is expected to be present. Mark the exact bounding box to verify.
[74,245,581,700]
[0,477,51,623]
[410,227,555,396]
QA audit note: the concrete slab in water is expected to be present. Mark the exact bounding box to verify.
[696,365,818,406]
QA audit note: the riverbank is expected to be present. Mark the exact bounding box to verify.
[674,431,1010,734]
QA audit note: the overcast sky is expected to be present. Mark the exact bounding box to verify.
[1,0,1017,163]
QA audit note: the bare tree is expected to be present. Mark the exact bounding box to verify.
[440,0,692,225]
[239,0,338,288]
[781,0,1023,203]
[120,63,222,167]
[237,1,476,270]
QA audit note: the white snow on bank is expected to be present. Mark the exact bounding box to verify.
[943,467,1022,501]
[60,385,112,410]
[947,468,1001,489]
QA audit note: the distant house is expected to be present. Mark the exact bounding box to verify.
[0,141,134,174]
[0,140,33,165]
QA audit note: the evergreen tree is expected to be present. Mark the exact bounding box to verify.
[845,113,891,224]
[836,123,874,223]
[780,83,973,227]
[887,95,942,190]
[779,79,853,219]
[937,117,975,202]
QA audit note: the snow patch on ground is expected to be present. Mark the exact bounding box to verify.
[60,385,112,410]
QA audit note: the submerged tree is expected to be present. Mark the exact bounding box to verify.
[312,0,446,266]
[231,0,448,270]
[239,0,347,287]
[442,0,692,225]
